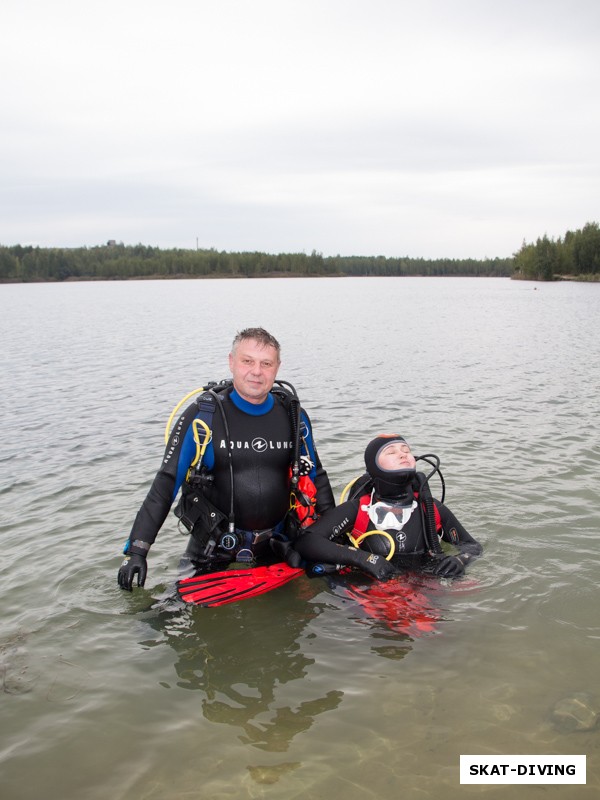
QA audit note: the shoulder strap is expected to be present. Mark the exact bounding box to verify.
[165,380,231,444]
[167,381,231,478]
[352,494,372,535]
[271,380,303,485]
[188,391,219,469]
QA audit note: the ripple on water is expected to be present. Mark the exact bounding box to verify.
[2,278,600,800]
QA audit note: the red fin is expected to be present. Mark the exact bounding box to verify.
[177,564,304,606]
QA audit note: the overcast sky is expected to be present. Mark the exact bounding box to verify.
[1,0,598,259]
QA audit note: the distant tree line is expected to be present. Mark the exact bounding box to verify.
[513,221,600,281]
[0,242,512,282]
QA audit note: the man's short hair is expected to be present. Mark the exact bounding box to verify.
[232,328,281,360]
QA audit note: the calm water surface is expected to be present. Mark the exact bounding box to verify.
[1,277,599,799]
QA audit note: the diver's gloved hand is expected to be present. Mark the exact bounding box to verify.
[433,554,465,578]
[118,553,147,591]
[357,551,398,581]
[269,537,303,568]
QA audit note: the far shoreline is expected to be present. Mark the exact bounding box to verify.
[2,272,600,285]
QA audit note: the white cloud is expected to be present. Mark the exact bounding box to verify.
[1,0,599,257]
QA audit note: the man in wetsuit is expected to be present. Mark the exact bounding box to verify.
[293,434,482,580]
[118,328,334,591]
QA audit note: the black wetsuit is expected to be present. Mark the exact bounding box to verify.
[294,484,482,572]
[126,386,334,564]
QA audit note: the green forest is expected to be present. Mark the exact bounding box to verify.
[513,221,600,281]
[0,244,512,282]
[1,221,598,282]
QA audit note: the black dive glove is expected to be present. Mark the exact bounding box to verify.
[270,537,303,569]
[357,551,398,581]
[118,553,147,591]
[433,554,466,578]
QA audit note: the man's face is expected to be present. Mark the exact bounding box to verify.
[229,338,280,404]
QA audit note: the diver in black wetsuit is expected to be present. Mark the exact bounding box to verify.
[293,434,482,580]
[118,328,334,591]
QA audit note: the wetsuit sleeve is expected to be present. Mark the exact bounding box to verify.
[436,501,483,558]
[126,401,198,555]
[300,408,335,514]
[293,499,369,568]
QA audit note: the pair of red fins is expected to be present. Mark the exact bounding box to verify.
[177,562,444,637]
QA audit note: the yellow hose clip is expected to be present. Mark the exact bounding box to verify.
[191,418,212,468]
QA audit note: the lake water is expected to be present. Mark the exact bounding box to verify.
[1,276,599,799]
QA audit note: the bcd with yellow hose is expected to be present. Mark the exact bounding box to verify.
[168,380,320,558]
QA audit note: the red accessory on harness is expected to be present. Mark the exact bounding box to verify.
[289,473,318,527]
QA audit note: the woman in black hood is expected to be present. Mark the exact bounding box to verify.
[293,434,482,580]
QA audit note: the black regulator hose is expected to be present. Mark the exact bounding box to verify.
[275,380,302,489]
[414,453,446,557]
[209,387,236,536]
[416,453,446,504]
[415,472,443,557]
